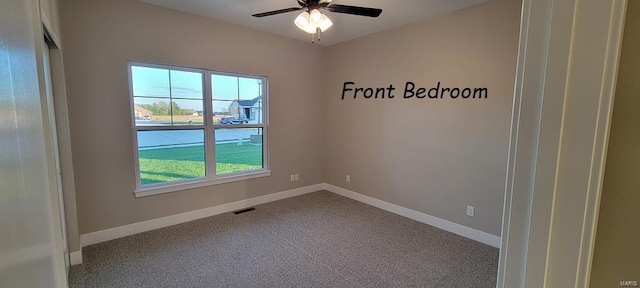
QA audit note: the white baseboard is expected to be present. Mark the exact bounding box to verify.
[80,184,323,247]
[80,183,500,249]
[322,183,501,248]
[70,250,82,265]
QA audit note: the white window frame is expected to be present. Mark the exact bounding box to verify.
[128,62,270,197]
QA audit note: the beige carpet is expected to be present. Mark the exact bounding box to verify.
[69,191,499,287]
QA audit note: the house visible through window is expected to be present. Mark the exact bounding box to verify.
[129,62,268,196]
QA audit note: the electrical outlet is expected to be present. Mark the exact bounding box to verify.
[294,174,299,181]
[467,205,475,217]
[346,175,351,183]
[290,174,295,182]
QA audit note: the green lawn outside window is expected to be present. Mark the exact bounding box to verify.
[139,143,262,185]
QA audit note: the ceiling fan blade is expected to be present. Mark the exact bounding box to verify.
[252,7,303,18]
[324,4,382,17]
[298,0,307,7]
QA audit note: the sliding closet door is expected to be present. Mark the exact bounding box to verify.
[0,0,68,287]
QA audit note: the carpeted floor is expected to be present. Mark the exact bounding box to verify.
[69,191,499,287]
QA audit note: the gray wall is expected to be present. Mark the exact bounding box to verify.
[323,0,521,236]
[590,1,640,286]
[60,0,325,234]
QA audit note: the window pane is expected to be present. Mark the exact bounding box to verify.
[170,70,203,100]
[134,98,203,126]
[134,97,173,126]
[213,100,234,116]
[137,130,205,185]
[238,77,262,100]
[215,128,263,175]
[212,74,238,101]
[131,66,170,98]
[238,97,263,124]
[171,99,203,126]
[238,77,263,124]
[226,98,262,124]
[213,100,243,124]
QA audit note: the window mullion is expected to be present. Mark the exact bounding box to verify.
[168,70,173,126]
[136,125,206,131]
[212,124,264,129]
[204,71,216,179]
[129,63,143,191]
[262,79,268,171]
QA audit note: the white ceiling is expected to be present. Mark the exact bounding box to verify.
[138,0,492,46]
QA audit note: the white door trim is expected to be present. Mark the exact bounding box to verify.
[497,0,627,287]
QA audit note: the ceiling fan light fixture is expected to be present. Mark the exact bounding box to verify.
[294,9,332,35]
[304,24,317,34]
[319,14,333,32]
[294,11,310,31]
[309,9,323,24]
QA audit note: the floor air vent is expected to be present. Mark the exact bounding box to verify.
[233,207,256,215]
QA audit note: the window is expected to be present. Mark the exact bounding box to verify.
[129,62,268,196]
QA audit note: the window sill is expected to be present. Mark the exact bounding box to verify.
[134,170,271,198]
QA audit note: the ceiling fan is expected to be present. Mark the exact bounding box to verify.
[252,0,382,43]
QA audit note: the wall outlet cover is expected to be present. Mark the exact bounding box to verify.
[466,205,475,217]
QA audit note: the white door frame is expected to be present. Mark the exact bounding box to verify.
[42,31,69,273]
[39,4,71,281]
[498,0,627,287]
